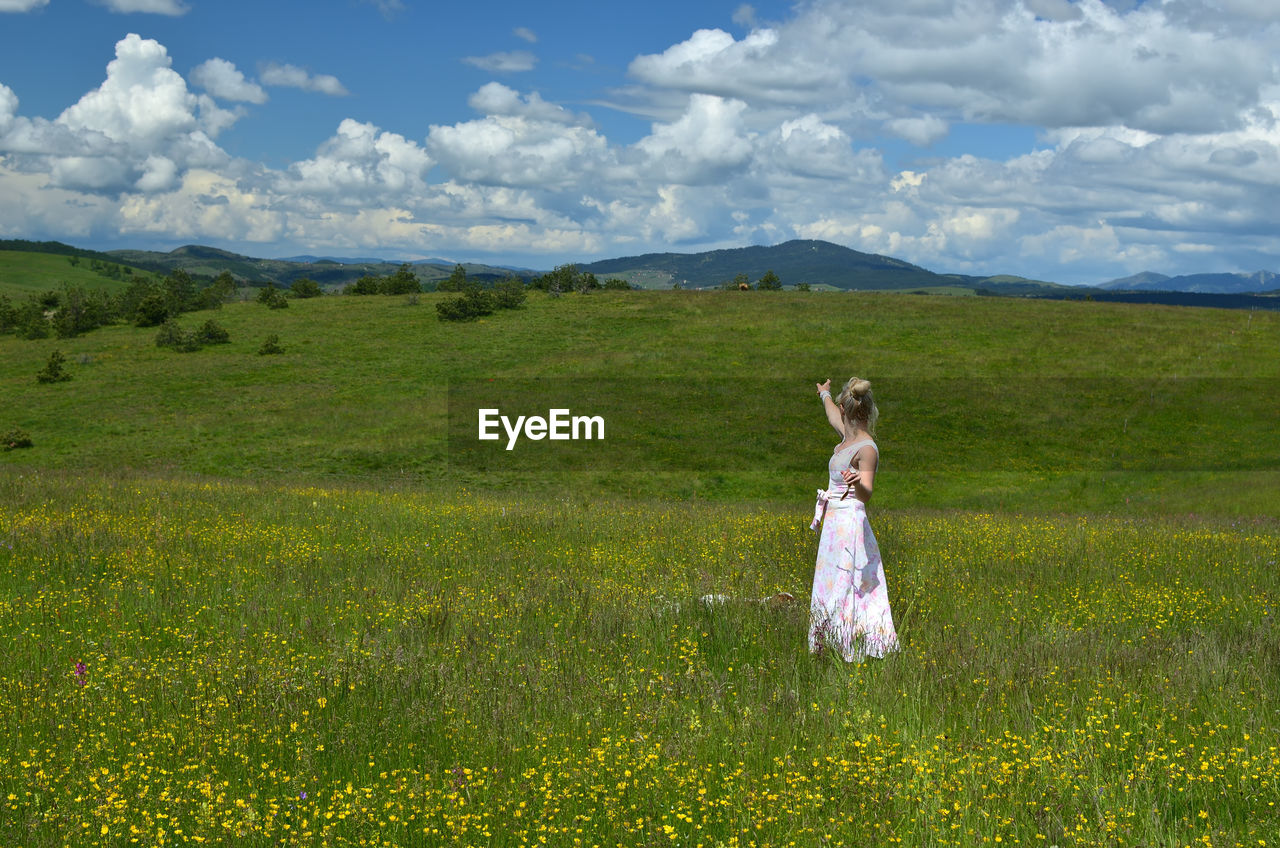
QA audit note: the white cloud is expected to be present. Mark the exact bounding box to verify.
[467,82,586,125]
[428,112,610,188]
[635,94,754,183]
[885,114,949,146]
[0,33,232,195]
[0,83,17,133]
[462,51,538,73]
[260,62,349,96]
[278,118,433,201]
[627,0,1278,136]
[190,58,267,104]
[0,0,49,11]
[58,33,200,147]
[514,26,537,43]
[97,0,188,14]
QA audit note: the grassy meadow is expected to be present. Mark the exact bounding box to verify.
[2,287,1279,846]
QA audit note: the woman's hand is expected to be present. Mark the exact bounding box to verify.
[816,379,831,396]
[839,466,860,499]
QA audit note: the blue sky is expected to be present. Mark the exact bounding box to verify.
[1,0,1278,283]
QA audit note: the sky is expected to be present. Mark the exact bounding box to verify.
[0,0,1278,284]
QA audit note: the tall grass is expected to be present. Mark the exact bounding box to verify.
[2,470,1277,846]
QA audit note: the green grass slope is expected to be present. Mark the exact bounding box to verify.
[1,290,1276,515]
[0,250,156,298]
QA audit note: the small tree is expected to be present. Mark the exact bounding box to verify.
[290,277,322,298]
[437,264,469,293]
[257,284,289,309]
[258,334,285,355]
[493,277,527,309]
[380,264,420,295]
[196,271,237,309]
[162,269,197,316]
[603,278,632,290]
[733,273,751,291]
[795,282,811,292]
[135,293,169,327]
[36,349,72,383]
[194,319,230,345]
[347,275,381,295]
[757,270,781,290]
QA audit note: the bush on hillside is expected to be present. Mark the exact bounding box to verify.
[195,319,230,345]
[135,293,170,327]
[290,277,322,298]
[346,275,380,295]
[257,284,289,309]
[2,427,33,451]
[36,349,72,383]
[492,277,527,309]
[258,334,284,355]
[436,288,495,321]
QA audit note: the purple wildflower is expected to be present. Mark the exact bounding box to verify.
[73,660,87,686]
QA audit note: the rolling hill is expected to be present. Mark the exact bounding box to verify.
[1101,269,1280,294]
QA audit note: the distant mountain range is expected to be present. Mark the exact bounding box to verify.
[579,239,1080,295]
[1100,269,1279,295]
[3,237,1278,303]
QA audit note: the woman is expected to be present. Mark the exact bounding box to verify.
[808,377,900,662]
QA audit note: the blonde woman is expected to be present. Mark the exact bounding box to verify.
[808,377,900,661]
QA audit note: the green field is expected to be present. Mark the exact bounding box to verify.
[2,288,1279,845]
[0,250,152,298]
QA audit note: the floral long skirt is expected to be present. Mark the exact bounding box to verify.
[809,496,900,662]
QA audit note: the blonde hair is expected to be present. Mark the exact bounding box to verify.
[837,377,877,436]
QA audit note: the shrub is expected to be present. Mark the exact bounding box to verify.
[257,284,289,309]
[290,277,323,298]
[154,320,186,348]
[493,278,527,309]
[757,270,782,290]
[380,264,420,295]
[603,278,632,291]
[258,334,284,355]
[436,265,469,293]
[346,275,380,295]
[36,349,72,383]
[436,288,496,321]
[2,428,33,451]
[194,320,230,345]
[135,293,170,327]
[155,320,203,352]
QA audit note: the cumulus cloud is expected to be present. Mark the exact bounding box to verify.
[260,62,349,96]
[428,112,610,188]
[0,33,232,194]
[467,82,587,125]
[628,0,1278,136]
[96,0,188,14]
[190,58,267,104]
[6,8,1280,281]
[278,118,433,201]
[634,94,754,183]
[462,51,537,73]
[0,0,49,11]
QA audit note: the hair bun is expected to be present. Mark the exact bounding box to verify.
[851,379,871,397]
